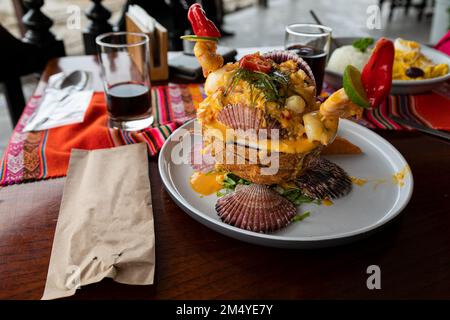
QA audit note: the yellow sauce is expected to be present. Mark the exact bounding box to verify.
[392,165,409,187]
[203,121,319,154]
[190,171,223,196]
[322,199,333,206]
[350,176,368,186]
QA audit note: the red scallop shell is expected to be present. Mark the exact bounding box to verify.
[215,184,297,233]
[262,50,316,88]
[217,104,282,138]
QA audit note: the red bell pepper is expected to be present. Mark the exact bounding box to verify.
[361,38,395,108]
[187,4,221,38]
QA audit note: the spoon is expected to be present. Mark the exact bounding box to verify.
[57,70,89,91]
[32,71,90,128]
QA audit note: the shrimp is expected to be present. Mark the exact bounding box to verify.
[319,88,363,119]
[303,88,363,145]
[194,41,224,77]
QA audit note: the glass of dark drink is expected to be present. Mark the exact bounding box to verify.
[96,32,153,130]
[285,24,332,94]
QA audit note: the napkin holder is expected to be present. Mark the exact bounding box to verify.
[125,13,169,81]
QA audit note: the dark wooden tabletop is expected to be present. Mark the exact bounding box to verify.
[0,56,449,300]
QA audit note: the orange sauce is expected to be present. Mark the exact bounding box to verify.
[203,121,319,154]
[190,171,223,196]
[350,176,368,186]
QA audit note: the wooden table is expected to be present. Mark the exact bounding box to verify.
[1,56,450,300]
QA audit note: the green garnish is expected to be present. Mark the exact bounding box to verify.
[216,173,320,209]
[352,37,374,53]
[277,187,321,206]
[291,211,310,222]
[180,35,219,42]
[217,173,251,197]
[216,189,233,197]
[225,68,289,105]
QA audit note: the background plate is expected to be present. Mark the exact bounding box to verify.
[159,119,413,248]
[325,37,450,95]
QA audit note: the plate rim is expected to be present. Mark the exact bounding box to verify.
[158,118,414,244]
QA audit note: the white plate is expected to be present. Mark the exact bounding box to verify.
[325,37,450,95]
[158,119,413,248]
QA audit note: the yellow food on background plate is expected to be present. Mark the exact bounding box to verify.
[393,38,449,80]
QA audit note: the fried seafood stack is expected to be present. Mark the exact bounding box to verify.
[198,51,342,185]
[183,3,394,234]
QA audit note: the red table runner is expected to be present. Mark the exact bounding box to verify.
[1,82,449,186]
[0,84,205,186]
[321,82,450,130]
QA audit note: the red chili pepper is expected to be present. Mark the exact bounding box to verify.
[239,53,272,73]
[187,4,221,38]
[361,38,395,108]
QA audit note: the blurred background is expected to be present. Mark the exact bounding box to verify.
[0,0,446,155]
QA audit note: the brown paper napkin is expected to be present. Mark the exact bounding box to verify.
[42,143,155,300]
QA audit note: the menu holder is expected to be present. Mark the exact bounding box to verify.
[125,13,169,81]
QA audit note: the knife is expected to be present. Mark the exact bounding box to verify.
[389,115,450,141]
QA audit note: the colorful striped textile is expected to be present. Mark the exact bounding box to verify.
[1,81,449,186]
[322,82,450,131]
[0,84,205,186]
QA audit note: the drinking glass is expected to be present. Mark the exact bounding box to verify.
[96,32,153,130]
[285,24,332,94]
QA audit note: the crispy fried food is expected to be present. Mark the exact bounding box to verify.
[321,136,362,155]
[213,142,322,184]
[216,163,296,185]
[194,40,224,77]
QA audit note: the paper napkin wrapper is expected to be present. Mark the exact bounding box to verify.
[42,143,155,300]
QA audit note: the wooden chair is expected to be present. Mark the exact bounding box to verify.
[1,0,65,126]
[3,0,247,125]
[3,0,129,125]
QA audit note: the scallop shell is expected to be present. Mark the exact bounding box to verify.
[262,50,316,88]
[217,103,263,132]
[217,104,283,139]
[215,184,297,233]
[295,158,352,199]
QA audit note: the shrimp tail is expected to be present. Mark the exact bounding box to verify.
[194,41,224,77]
[319,88,363,119]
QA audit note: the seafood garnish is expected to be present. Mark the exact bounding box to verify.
[183,4,395,233]
[184,4,224,77]
[295,158,352,200]
[215,184,297,233]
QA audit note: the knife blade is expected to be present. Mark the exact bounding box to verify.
[389,115,450,141]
